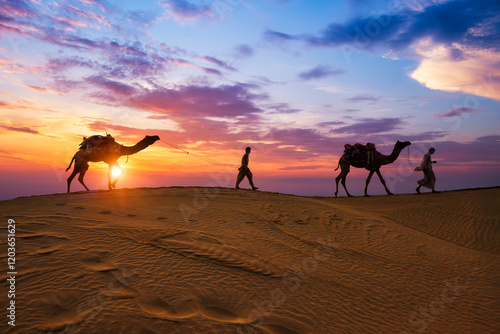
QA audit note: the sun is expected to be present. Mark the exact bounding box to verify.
[112,168,123,178]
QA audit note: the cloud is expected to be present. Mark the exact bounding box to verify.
[85,76,137,96]
[345,94,381,103]
[233,44,254,58]
[0,0,38,19]
[299,0,500,53]
[161,0,213,22]
[199,56,237,72]
[315,121,346,128]
[1,125,40,135]
[82,79,267,125]
[0,100,19,109]
[298,64,345,80]
[330,117,404,134]
[263,29,298,46]
[263,0,500,100]
[410,42,500,101]
[266,103,301,114]
[476,134,500,143]
[435,107,486,118]
[47,56,95,73]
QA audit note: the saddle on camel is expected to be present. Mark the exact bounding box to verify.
[342,142,378,166]
[78,134,119,159]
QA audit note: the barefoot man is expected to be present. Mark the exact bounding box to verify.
[415,147,438,194]
[236,147,258,190]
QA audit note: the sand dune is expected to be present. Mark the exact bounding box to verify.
[1,187,498,334]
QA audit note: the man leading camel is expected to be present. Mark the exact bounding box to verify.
[235,147,258,190]
[415,147,438,194]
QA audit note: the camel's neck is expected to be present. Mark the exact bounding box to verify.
[378,142,405,165]
[120,137,155,156]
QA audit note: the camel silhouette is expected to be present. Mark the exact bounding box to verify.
[66,135,160,193]
[334,140,411,197]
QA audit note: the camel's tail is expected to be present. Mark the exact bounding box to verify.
[66,155,75,172]
[334,157,341,171]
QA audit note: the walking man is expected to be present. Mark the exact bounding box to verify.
[236,147,258,190]
[415,147,438,194]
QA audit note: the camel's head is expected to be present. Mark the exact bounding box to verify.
[145,135,160,145]
[396,140,411,149]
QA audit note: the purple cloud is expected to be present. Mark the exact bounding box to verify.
[345,94,381,103]
[201,67,223,76]
[1,125,40,135]
[162,0,213,21]
[264,30,298,45]
[199,56,237,72]
[298,64,345,80]
[47,56,95,73]
[436,107,486,118]
[84,83,265,122]
[85,76,137,96]
[266,103,301,114]
[476,135,500,143]
[233,44,254,58]
[315,121,346,128]
[331,117,404,134]
[0,0,38,19]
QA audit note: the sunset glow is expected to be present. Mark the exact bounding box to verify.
[0,0,499,200]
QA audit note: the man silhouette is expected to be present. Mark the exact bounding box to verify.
[235,147,258,190]
[416,147,438,194]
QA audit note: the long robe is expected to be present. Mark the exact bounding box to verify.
[417,152,435,189]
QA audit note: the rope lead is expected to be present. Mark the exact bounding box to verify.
[159,139,239,168]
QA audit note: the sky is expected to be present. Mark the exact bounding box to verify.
[0,0,499,200]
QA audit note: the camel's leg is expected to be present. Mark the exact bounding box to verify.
[107,163,113,190]
[334,174,341,197]
[341,175,352,197]
[67,168,79,193]
[364,170,375,197]
[335,162,352,197]
[111,161,122,188]
[376,169,393,195]
[335,173,347,197]
[78,162,90,192]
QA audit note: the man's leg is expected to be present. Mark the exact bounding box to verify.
[246,170,258,190]
[235,170,245,188]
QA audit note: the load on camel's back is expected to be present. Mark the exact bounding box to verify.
[66,134,160,193]
[342,142,378,165]
[78,134,118,159]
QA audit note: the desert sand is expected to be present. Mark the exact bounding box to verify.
[1,187,499,334]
